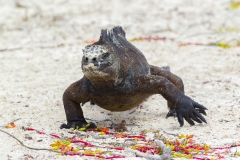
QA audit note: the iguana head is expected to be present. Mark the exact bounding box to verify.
[82,43,119,81]
[81,26,149,83]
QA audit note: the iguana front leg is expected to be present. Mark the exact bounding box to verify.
[61,77,96,129]
[136,75,207,127]
[150,65,185,118]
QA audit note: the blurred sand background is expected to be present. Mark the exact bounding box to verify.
[0,0,240,159]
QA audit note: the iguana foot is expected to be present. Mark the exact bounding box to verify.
[60,121,96,129]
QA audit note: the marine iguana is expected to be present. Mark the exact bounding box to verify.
[61,26,207,129]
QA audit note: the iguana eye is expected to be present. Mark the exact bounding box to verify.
[102,53,110,59]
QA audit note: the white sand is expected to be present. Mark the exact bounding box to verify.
[0,0,240,159]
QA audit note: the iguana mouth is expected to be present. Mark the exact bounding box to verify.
[82,60,113,71]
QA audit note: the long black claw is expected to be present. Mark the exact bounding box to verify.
[193,110,207,124]
[185,116,195,125]
[177,113,184,127]
[88,122,97,128]
[166,110,177,118]
[201,117,207,124]
[60,123,68,129]
[190,114,202,123]
[197,109,207,115]
[194,102,208,110]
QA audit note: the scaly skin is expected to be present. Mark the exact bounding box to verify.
[61,26,207,129]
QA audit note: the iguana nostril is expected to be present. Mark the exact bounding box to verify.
[92,58,97,62]
[85,57,88,61]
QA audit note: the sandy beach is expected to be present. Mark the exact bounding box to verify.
[0,0,240,159]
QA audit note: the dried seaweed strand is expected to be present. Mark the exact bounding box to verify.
[0,129,59,152]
